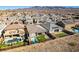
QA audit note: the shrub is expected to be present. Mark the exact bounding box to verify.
[36,34,46,42]
[68,42,77,46]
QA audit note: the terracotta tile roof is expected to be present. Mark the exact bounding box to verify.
[5,24,24,30]
[27,24,47,34]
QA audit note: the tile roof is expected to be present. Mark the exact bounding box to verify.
[5,24,24,30]
[27,24,47,34]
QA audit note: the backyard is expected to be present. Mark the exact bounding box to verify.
[3,34,79,52]
[0,34,48,50]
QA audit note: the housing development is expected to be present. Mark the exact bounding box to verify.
[0,6,79,52]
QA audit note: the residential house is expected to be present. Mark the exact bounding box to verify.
[26,24,48,43]
[61,19,76,31]
[40,22,63,33]
[25,15,33,24]
[3,21,25,44]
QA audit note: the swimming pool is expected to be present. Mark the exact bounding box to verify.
[73,28,79,33]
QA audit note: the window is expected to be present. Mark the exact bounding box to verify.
[39,21,42,23]
[11,22,13,24]
[9,35,12,37]
[33,19,37,23]
[38,33,42,35]
[54,29,59,32]
[30,23,32,24]
[13,34,20,37]
[14,22,18,24]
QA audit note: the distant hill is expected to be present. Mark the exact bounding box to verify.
[31,6,79,10]
[31,6,67,10]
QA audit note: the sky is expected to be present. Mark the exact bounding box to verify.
[0,0,79,6]
[0,0,79,10]
[0,6,31,10]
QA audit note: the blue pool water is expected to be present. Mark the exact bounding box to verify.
[5,37,22,44]
[31,37,38,44]
[73,28,79,33]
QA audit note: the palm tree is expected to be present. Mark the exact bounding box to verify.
[21,16,26,24]
[1,30,5,44]
[20,12,30,45]
[23,25,29,45]
[21,12,26,24]
[1,30,5,39]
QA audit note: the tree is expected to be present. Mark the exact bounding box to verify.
[1,30,5,39]
[21,16,26,24]
[23,25,29,45]
[1,30,5,44]
[33,19,37,23]
[21,13,26,24]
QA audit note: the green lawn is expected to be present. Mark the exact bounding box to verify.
[0,44,8,49]
[0,42,24,49]
[55,32,68,38]
[36,34,46,42]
